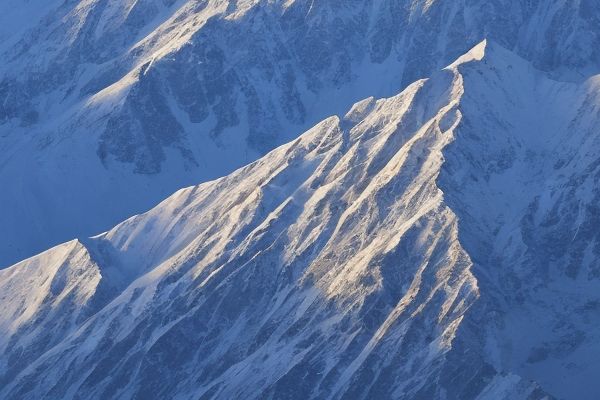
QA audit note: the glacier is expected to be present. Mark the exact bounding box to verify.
[2,39,600,399]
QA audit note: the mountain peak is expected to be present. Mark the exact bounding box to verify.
[2,41,583,398]
[3,2,600,399]
[447,39,489,69]
[3,0,600,266]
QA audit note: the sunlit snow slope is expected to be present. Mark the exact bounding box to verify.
[3,40,600,399]
[2,0,600,266]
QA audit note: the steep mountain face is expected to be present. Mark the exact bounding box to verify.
[2,0,600,266]
[3,40,600,399]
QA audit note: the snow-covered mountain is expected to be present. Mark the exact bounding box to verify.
[2,0,600,266]
[3,39,600,399]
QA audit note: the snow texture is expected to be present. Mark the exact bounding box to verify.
[4,39,600,399]
[3,0,600,266]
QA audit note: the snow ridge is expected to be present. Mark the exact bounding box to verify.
[3,0,600,267]
[2,40,582,399]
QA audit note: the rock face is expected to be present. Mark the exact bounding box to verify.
[3,39,600,399]
[2,0,600,266]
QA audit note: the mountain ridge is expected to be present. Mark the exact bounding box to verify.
[5,40,593,399]
[3,0,600,266]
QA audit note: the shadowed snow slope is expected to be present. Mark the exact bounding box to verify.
[3,0,600,266]
[5,40,600,399]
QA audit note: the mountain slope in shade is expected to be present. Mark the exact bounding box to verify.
[3,0,600,266]
[4,41,600,399]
